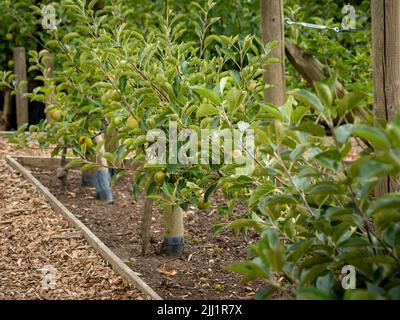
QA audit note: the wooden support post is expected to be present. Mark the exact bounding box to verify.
[13,47,29,127]
[372,0,400,194]
[260,0,286,106]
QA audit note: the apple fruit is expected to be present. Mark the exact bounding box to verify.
[127,116,139,129]
[50,108,62,121]
[154,171,166,185]
[5,33,13,41]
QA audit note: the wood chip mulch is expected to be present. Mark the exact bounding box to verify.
[0,139,149,300]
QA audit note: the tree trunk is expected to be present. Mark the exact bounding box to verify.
[161,205,184,257]
[56,147,68,187]
[93,134,114,202]
[372,0,400,194]
[141,197,154,255]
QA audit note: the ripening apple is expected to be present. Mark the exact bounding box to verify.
[5,33,13,41]
[126,116,139,129]
[247,82,257,91]
[154,171,166,185]
[50,109,62,121]
[7,60,14,69]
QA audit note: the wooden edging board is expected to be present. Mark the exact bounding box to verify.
[13,155,142,170]
[5,155,162,300]
[0,131,15,137]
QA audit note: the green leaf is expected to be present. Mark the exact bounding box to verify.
[314,82,333,108]
[290,89,325,113]
[196,103,220,118]
[338,91,368,114]
[226,258,271,284]
[306,182,343,195]
[80,163,98,172]
[258,104,283,121]
[352,125,391,151]
[255,284,280,300]
[382,223,400,247]
[366,195,400,217]
[293,121,325,136]
[110,169,128,186]
[344,289,377,300]
[225,87,245,115]
[335,124,354,145]
[192,86,221,105]
[297,287,333,300]
[259,195,297,212]
[288,240,314,264]
[258,229,285,272]
[229,219,264,234]
[248,184,274,209]
[65,158,85,169]
[63,32,80,42]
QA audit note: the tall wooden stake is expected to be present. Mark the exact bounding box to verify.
[372,0,400,194]
[260,0,286,106]
[13,47,29,127]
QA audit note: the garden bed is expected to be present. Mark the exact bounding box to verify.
[24,164,264,300]
[0,141,148,300]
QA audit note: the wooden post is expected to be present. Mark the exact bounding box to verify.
[260,0,286,106]
[13,47,29,127]
[372,0,400,194]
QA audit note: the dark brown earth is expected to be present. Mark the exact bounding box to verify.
[29,166,265,300]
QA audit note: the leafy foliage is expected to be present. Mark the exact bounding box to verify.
[2,0,399,300]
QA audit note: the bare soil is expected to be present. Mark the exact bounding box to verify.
[29,166,264,300]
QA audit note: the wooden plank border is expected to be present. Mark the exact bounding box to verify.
[0,131,15,137]
[5,155,162,300]
[12,155,72,168]
[13,155,142,170]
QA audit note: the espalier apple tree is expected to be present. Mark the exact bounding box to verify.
[5,0,273,256]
